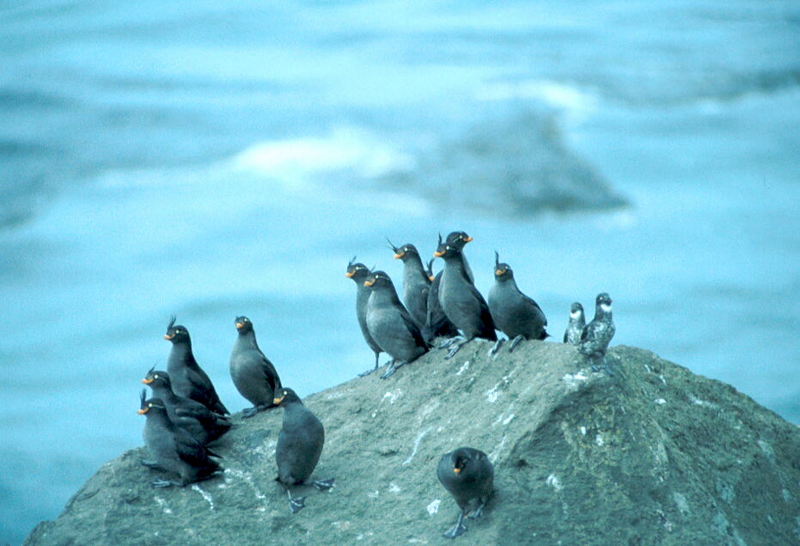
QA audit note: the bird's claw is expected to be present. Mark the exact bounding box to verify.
[289,496,306,514]
[313,478,335,491]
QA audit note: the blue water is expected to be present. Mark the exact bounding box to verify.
[2,1,799,543]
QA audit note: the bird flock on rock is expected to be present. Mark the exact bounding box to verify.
[135,229,615,538]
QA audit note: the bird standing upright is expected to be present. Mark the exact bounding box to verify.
[563,302,585,345]
[345,258,383,376]
[488,251,548,354]
[229,316,283,418]
[437,447,494,539]
[388,240,430,329]
[164,317,229,415]
[434,232,497,358]
[579,293,616,373]
[364,270,428,379]
[142,368,231,445]
[273,388,334,513]
[138,391,221,488]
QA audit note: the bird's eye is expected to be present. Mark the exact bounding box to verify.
[154,374,159,379]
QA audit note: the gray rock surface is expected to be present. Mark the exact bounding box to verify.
[27,342,800,545]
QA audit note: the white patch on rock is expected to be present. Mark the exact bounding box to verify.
[389,482,402,494]
[383,389,402,405]
[546,474,563,491]
[580,426,587,436]
[191,484,215,510]
[783,489,792,502]
[655,398,666,405]
[456,361,470,375]
[426,499,441,516]
[758,440,776,462]
[673,492,690,516]
[367,490,380,499]
[224,468,268,503]
[154,496,173,515]
[489,435,508,463]
[403,427,432,465]
[562,372,588,391]
[595,434,604,447]
[332,521,352,530]
[502,413,515,425]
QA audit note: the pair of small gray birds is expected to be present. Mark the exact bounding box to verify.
[139,317,332,512]
[563,292,617,372]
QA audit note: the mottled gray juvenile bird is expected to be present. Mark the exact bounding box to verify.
[434,232,497,358]
[229,316,283,418]
[388,240,430,329]
[138,391,221,488]
[488,251,549,354]
[164,317,229,415]
[579,293,616,373]
[437,447,494,539]
[364,270,429,379]
[274,388,334,513]
[143,368,231,445]
[345,258,383,376]
[563,302,585,345]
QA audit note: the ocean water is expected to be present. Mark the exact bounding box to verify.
[2,1,799,543]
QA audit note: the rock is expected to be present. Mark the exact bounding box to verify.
[26,343,800,545]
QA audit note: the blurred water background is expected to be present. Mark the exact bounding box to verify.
[1,1,799,543]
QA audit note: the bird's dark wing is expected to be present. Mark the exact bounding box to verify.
[257,352,282,392]
[399,305,428,348]
[174,429,213,467]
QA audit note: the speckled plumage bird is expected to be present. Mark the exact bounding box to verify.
[274,388,334,513]
[579,293,616,373]
[488,251,548,354]
[434,232,497,358]
[364,270,428,379]
[345,258,383,376]
[164,317,229,415]
[229,316,283,418]
[437,447,494,539]
[138,392,221,488]
[563,302,585,345]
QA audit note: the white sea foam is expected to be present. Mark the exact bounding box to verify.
[475,79,598,121]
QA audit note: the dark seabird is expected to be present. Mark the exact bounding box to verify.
[387,240,431,329]
[143,368,232,445]
[345,258,383,376]
[437,447,494,539]
[434,232,497,358]
[164,317,229,415]
[229,316,283,418]
[563,302,585,345]
[138,391,221,488]
[422,232,476,343]
[579,293,616,373]
[364,270,429,379]
[273,388,334,513]
[487,251,549,354]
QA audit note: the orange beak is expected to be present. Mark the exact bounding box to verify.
[142,378,153,384]
[137,408,148,415]
[393,252,405,259]
[453,467,462,474]
[464,236,473,242]
[235,322,244,329]
[345,271,354,278]
[433,250,444,257]
[163,334,174,340]
[273,395,285,405]
[495,269,505,276]
[364,278,376,287]
[428,275,435,282]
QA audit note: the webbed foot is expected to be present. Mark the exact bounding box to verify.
[508,335,524,353]
[446,339,469,359]
[467,500,487,519]
[289,496,306,513]
[313,478,335,491]
[439,336,464,350]
[380,360,406,379]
